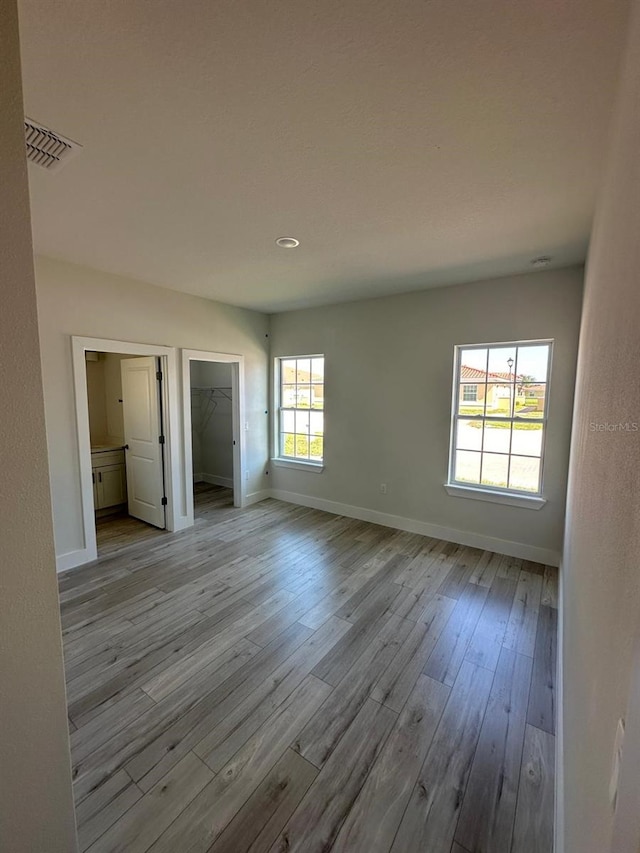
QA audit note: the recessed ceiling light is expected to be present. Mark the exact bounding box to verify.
[531,256,552,267]
[275,236,300,249]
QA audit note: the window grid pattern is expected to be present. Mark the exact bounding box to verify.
[462,384,478,402]
[278,355,324,462]
[450,341,552,495]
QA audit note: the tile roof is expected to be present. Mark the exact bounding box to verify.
[460,365,515,382]
[282,366,323,383]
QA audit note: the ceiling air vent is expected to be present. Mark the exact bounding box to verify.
[24,118,82,172]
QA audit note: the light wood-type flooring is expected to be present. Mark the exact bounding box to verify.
[60,483,557,853]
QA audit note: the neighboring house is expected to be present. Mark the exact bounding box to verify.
[523,382,547,408]
[459,364,514,409]
[459,365,545,412]
[281,364,325,408]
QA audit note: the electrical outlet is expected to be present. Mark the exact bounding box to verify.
[380,483,387,495]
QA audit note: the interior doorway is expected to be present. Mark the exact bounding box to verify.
[72,336,183,567]
[190,360,234,516]
[83,349,168,555]
[182,349,246,527]
[70,339,243,568]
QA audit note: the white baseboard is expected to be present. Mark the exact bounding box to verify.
[199,473,234,489]
[171,515,193,533]
[193,472,204,483]
[268,488,560,566]
[244,489,271,507]
[56,489,558,573]
[56,548,94,573]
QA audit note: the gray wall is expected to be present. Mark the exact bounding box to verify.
[36,256,269,562]
[562,1,640,849]
[0,3,77,849]
[103,353,139,444]
[270,266,583,563]
[86,352,141,445]
[86,357,108,443]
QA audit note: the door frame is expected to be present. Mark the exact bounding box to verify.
[72,336,183,564]
[182,349,246,524]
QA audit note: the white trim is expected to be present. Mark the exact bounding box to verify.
[443,483,546,509]
[181,349,246,528]
[200,473,234,489]
[448,339,553,498]
[71,336,184,568]
[56,549,93,573]
[555,559,564,853]
[273,353,325,464]
[272,356,279,460]
[271,458,324,473]
[269,488,560,565]
[244,489,271,506]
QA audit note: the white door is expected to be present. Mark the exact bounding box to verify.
[121,356,166,528]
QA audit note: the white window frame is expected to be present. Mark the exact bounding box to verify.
[272,354,324,472]
[445,339,553,509]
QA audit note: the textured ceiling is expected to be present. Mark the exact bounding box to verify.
[18,0,629,312]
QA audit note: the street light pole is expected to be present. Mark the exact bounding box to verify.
[507,357,514,416]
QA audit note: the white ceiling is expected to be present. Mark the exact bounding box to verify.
[18,0,629,313]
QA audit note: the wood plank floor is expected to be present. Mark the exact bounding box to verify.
[60,484,557,853]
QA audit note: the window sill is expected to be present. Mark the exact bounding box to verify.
[443,483,546,510]
[271,458,324,473]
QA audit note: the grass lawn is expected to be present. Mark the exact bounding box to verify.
[460,405,543,429]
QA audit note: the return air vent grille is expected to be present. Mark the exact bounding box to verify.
[24,118,81,172]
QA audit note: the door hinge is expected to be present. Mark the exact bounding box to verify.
[156,370,163,381]
[161,496,168,506]
[159,435,165,444]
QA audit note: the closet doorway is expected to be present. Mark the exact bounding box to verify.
[182,350,245,526]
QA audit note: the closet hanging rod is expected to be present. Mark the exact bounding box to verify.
[191,386,233,401]
[191,386,232,391]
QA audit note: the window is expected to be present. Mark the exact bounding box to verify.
[462,384,478,402]
[277,355,324,464]
[449,341,552,497]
